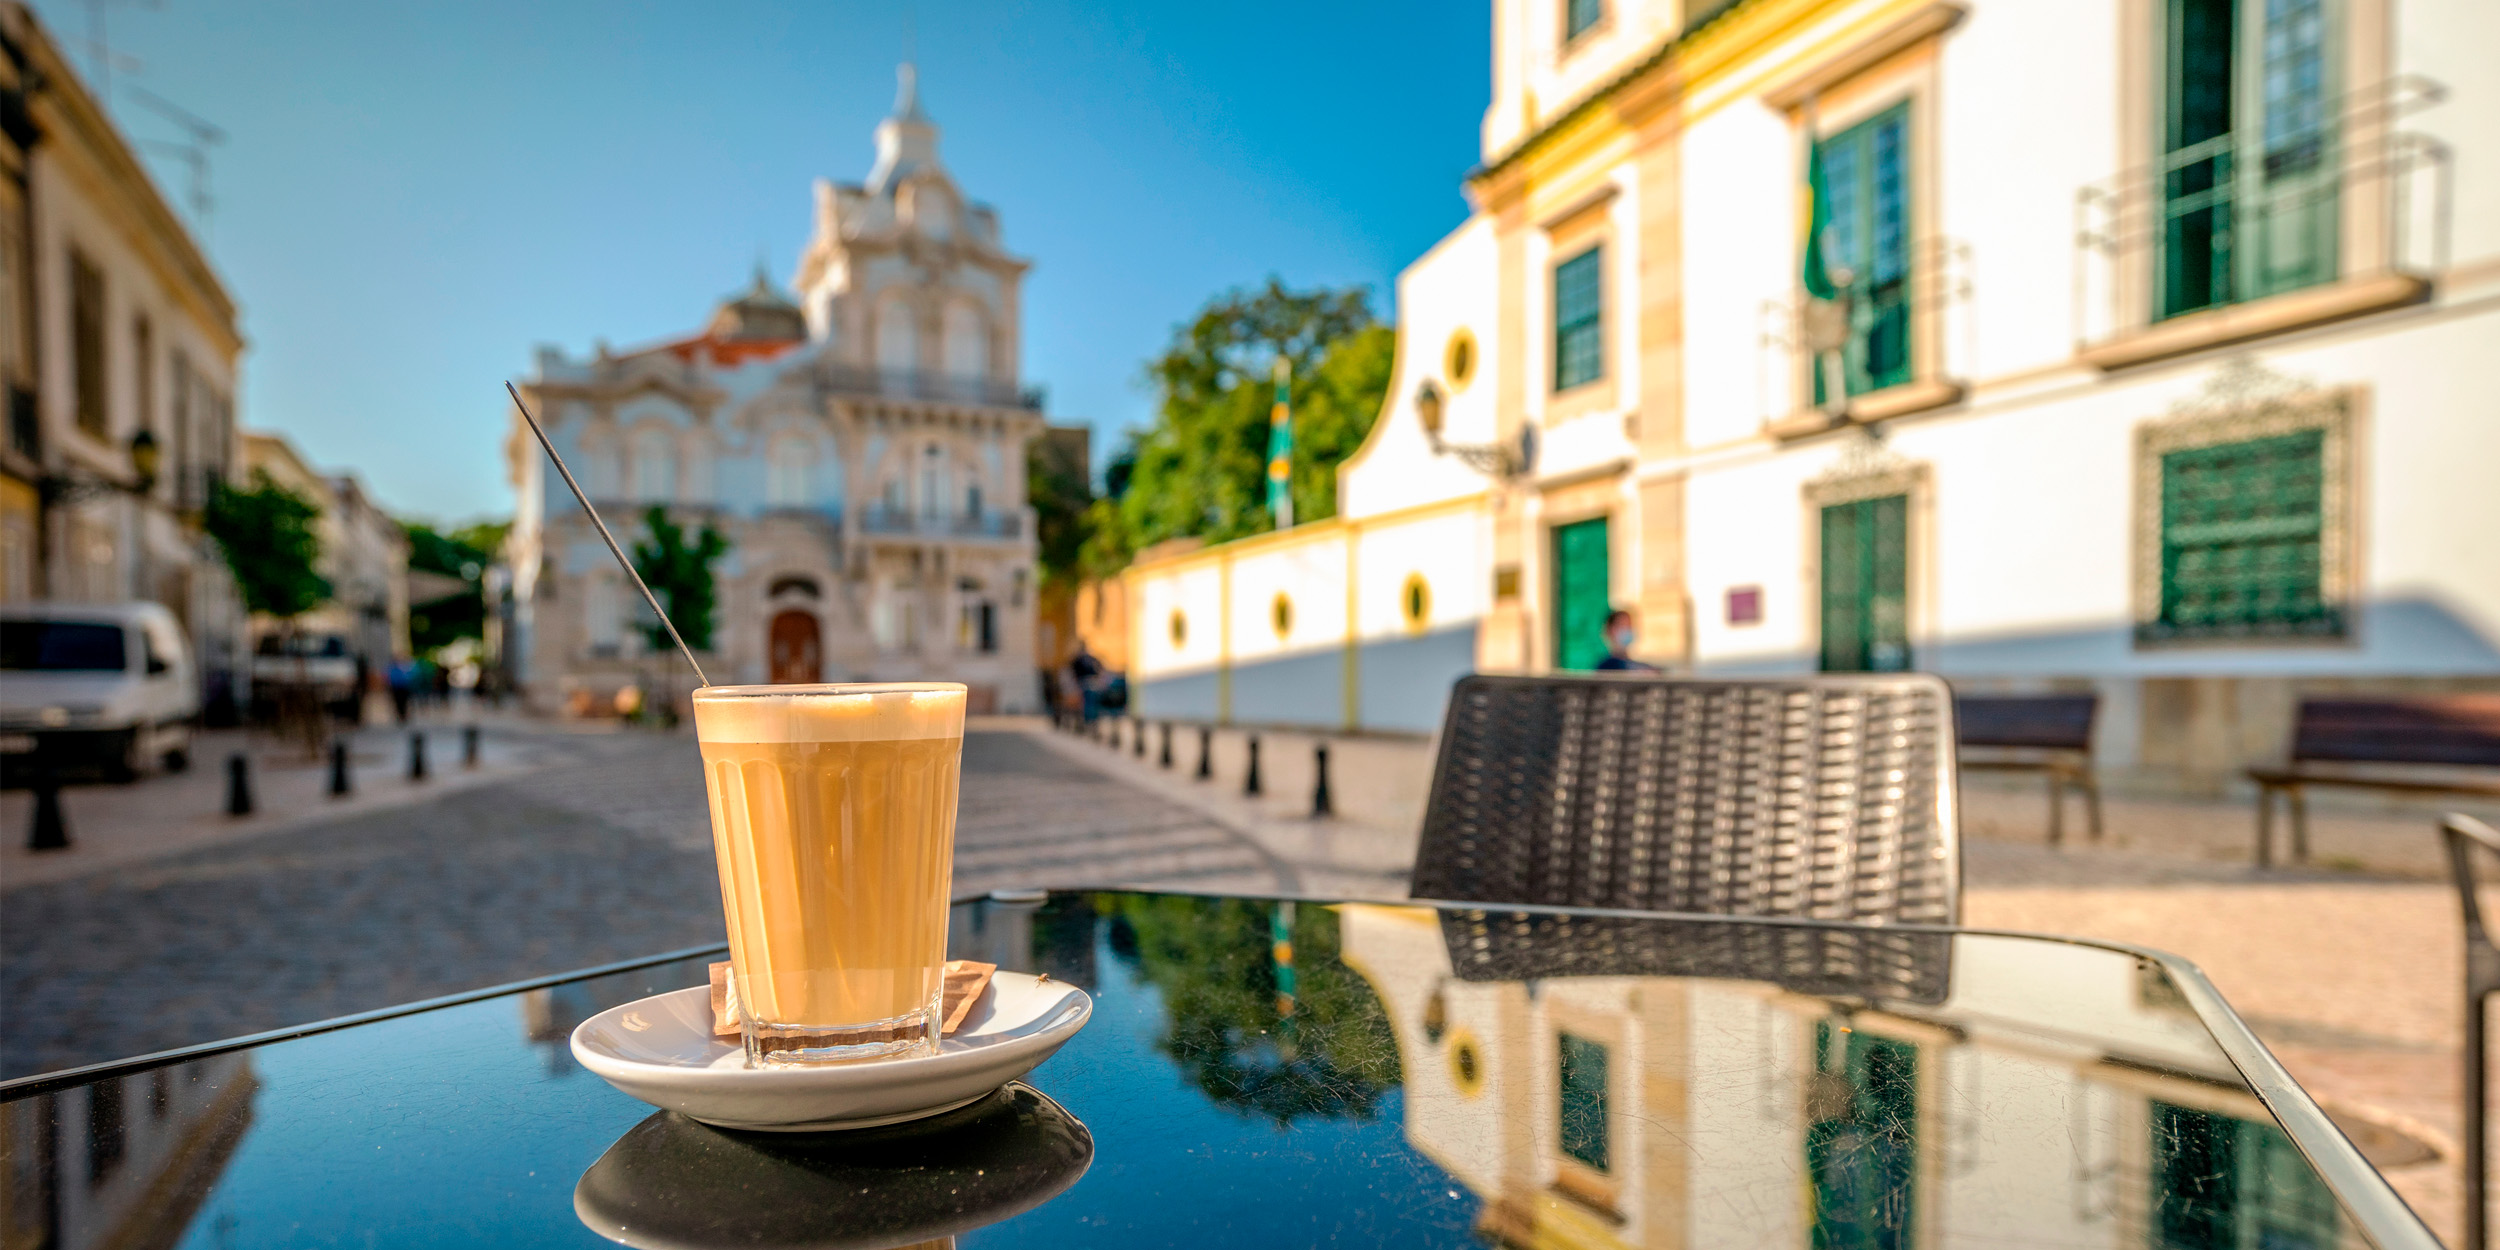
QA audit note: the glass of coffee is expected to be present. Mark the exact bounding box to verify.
[691,682,966,1066]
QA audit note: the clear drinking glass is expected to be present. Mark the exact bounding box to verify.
[691,682,966,1065]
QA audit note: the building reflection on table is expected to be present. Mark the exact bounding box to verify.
[0,1052,254,1250]
[1334,904,2350,1250]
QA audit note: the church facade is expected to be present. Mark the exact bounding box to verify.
[507,67,1044,714]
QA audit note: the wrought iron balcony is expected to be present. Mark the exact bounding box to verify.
[854,506,1025,540]
[2073,76,2448,363]
[1755,235,1971,433]
[812,364,1042,410]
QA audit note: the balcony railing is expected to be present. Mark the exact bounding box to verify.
[855,506,1025,540]
[1756,236,1971,429]
[814,364,1042,411]
[2073,76,2449,352]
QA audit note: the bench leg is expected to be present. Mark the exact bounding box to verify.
[2082,773,2104,842]
[2047,772,2066,848]
[2255,785,2275,868]
[2289,786,2310,864]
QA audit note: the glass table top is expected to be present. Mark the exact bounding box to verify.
[0,890,2428,1248]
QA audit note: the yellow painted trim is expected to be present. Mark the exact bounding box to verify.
[1216,547,1233,724]
[1342,529,1360,730]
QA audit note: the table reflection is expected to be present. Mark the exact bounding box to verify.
[1335,904,2358,1250]
[573,1082,1092,1250]
[0,1052,255,1249]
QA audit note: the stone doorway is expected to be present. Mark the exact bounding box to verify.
[768,610,822,684]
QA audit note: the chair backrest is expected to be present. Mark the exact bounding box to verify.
[1410,673,1961,925]
[1954,693,2097,752]
[2293,697,2500,768]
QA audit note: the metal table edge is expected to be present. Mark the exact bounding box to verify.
[0,888,2443,1248]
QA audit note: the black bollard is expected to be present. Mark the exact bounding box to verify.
[1243,735,1262,797]
[328,740,353,797]
[1195,726,1213,780]
[408,732,429,782]
[226,753,254,817]
[463,724,481,769]
[27,781,68,850]
[1312,743,1334,818]
[1133,718,1147,758]
[1159,722,1173,769]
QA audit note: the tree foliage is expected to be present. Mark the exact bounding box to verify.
[404,519,508,654]
[1028,441,1093,592]
[1105,894,1403,1126]
[1118,280,1389,554]
[630,507,728,654]
[205,470,331,620]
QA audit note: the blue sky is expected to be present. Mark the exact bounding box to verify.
[33,0,1490,524]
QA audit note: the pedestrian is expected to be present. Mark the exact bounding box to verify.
[387,656,416,723]
[1070,641,1105,726]
[1595,608,1658,673]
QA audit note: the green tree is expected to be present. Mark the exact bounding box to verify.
[205,470,330,620]
[1106,894,1402,1126]
[630,507,728,653]
[403,519,507,654]
[1119,280,1390,550]
[1028,442,1093,590]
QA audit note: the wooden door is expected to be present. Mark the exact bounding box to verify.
[768,610,822,684]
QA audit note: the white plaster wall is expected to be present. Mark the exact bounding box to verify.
[1340,216,1501,521]
[1132,561,1225,679]
[1680,99,1800,447]
[1226,540,1349,664]
[1354,512,1486,642]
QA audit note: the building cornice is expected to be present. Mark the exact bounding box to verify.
[13,5,241,359]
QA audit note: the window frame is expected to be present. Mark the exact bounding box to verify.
[1810,100,1916,401]
[1551,245,1605,394]
[1563,0,1605,45]
[2132,378,2353,648]
[69,248,107,439]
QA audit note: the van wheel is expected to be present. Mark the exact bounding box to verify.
[163,747,191,774]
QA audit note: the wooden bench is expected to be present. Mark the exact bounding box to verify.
[1955,694,2101,846]
[2248,696,2500,866]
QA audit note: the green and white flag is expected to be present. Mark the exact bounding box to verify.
[1266,355,1293,530]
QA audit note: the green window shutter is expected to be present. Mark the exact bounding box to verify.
[1808,1023,1919,1250]
[1552,517,1611,671]
[1565,0,1604,41]
[2150,1101,2341,1249]
[1554,246,1604,392]
[1557,1033,1610,1172]
[2157,0,2339,321]
[1810,104,1913,403]
[1819,494,1909,672]
[2148,429,2339,642]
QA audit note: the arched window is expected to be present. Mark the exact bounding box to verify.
[580,436,622,500]
[942,303,988,381]
[919,444,946,520]
[767,436,814,507]
[876,297,918,377]
[631,428,675,502]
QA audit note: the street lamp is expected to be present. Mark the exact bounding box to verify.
[1418,379,1536,481]
[128,428,161,495]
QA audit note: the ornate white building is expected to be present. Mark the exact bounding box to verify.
[507,66,1044,714]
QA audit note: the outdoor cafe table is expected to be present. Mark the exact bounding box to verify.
[0,889,2435,1248]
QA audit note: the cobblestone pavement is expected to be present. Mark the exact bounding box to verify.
[0,729,1286,1081]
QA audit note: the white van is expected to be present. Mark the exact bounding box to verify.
[0,602,199,781]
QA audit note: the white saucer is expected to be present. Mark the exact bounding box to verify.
[570,971,1092,1132]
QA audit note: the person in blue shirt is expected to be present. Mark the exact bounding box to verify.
[1594,609,1657,673]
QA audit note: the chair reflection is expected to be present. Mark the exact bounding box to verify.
[1337,905,2358,1250]
[573,1082,1093,1250]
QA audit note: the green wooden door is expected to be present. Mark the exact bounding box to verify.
[1820,495,1910,672]
[1552,518,1612,671]
[1811,102,1913,403]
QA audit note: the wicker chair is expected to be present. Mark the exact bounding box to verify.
[2441,812,2500,1250]
[1409,673,1962,926]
